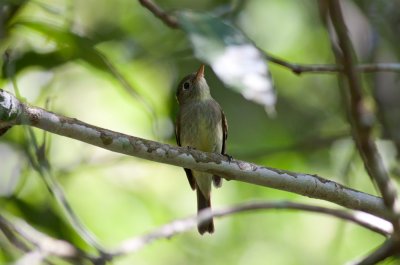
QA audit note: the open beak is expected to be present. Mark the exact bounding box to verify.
[194,64,205,83]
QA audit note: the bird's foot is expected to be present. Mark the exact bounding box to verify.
[223,153,233,163]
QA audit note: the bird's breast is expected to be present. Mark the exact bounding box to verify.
[179,100,223,153]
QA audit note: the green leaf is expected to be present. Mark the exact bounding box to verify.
[177,11,276,114]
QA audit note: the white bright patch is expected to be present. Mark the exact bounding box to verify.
[212,44,275,114]
[353,211,393,234]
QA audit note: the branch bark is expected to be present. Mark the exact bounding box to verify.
[326,0,400,234]
[0,89,390,220]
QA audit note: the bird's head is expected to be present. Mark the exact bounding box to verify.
[176,64,211,105]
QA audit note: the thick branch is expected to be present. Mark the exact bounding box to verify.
[0,89,390,220]
[327,0,400,232]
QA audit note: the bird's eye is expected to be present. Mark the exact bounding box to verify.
[183,81,190,90]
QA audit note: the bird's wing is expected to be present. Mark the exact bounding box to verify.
[212,108,228,188]
[221,109,228,155]
[175,115,196,190]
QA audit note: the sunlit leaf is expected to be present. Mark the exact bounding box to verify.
[177,11,276,114]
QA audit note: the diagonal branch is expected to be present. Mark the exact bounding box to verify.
[112,200,391,256]
[138,0,179,28]
[349,238,399,265]
[326,0,400,234]
[263,53,400,75]
[0,214,84,260]
[0,89,390,220]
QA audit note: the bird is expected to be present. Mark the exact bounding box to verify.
[175,64,228,234]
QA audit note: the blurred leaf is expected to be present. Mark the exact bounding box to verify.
[2,20,108,78]
[10,20,109,69]
[177,11,276,114]
[4,21,156,120]
[0,0,28,39]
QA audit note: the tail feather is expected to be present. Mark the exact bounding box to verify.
[196,188,214,234]
[212,175,222,188]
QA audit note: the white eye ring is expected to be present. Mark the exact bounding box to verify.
[183,81,190,90]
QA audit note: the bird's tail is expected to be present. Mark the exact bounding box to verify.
[196,188,214,234]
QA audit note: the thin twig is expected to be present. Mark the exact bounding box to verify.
[0,215,31,252]
[327,0,400,234]
[0,214,83,259]
[137,0,400,75]
[112,201,391,256]
[264,53,400,75]
[0,89,390,220]
[349,238,398,265]
[3,51,108,257]
[138,0,179,28]
[239,130,349,159]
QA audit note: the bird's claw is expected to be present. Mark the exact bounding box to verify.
[223,153,233,163]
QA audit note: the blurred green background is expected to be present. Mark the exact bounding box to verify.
[1,0,399,264]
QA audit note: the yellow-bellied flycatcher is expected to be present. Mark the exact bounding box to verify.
[175,65,228,234]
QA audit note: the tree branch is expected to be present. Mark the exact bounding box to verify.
[349,238,399,265]
[138,0,179,28]
[1,201,391,262]
[0,213,114,264]
[0,89,391,220]
[327,0,400,233]
[112,200,392,256]
[137,0,400,75]
[264,53,400,75]
[0,214,84,260]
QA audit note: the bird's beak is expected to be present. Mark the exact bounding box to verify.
[194,64,205,83]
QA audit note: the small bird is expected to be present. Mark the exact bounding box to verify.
[175,64,228,234]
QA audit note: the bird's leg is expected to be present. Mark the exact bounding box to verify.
[223,153,233,163]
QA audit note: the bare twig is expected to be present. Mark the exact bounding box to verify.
[264,53,400,75]
[138,0,179,28]
[27,150,108,255]
[349,238,399,265]
[137,0,400,75]
[112,201,391,256]
[0,89,390,220]
[327,0,400,234]
[2,50,108,256]
[0,214,83,259]
[1,201,391,261]
[0,215,31,252]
